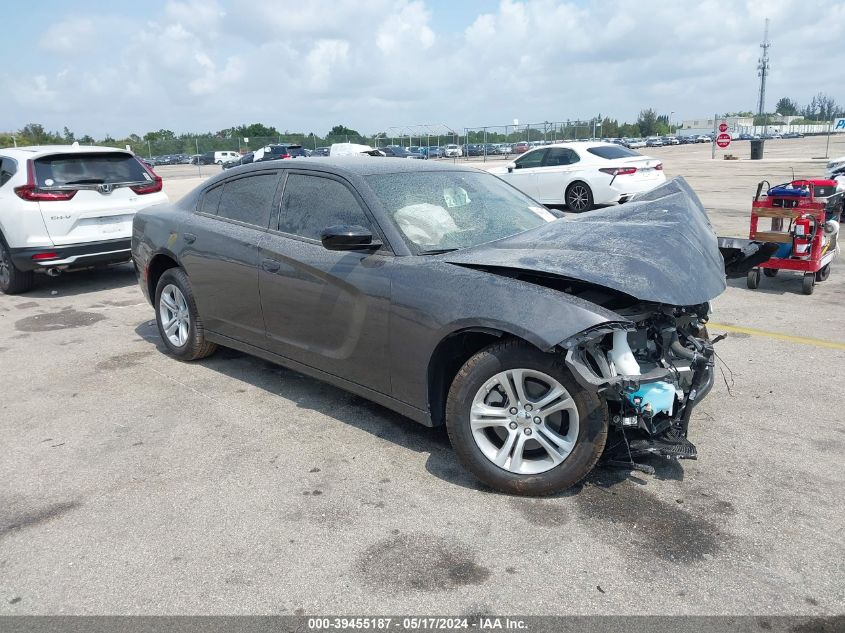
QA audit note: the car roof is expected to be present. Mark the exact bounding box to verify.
[209,156,479,183]
[0,144,131,159]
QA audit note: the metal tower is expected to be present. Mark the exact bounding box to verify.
[756,19,771,115]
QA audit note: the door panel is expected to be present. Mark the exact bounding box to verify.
[179,172,280,345]
[259,234,393,394]
[536,147,580,203]
[180,215,266,345]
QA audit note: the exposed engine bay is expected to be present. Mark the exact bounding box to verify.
[563,300,715,472]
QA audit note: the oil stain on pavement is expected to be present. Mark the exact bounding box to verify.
[575,481,725,563]
[15,309,105,332]
[357,532,491,591]
[96,351,153,371]
[0,500,80,539]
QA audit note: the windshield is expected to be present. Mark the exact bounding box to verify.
[365,171,557,252]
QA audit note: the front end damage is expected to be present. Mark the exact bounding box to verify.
[562,303,715,470]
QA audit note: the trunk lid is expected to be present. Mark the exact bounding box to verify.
[31,152,165,246]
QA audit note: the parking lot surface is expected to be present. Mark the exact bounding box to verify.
[1,137,843,615]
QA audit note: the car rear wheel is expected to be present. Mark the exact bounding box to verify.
[566,182,594,212]
[155,268,217,360]
[0,237,34,295]
[445,340,608,496]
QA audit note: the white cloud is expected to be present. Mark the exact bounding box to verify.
[3,0,844,137]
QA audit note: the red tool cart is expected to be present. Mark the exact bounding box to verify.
[746,179,841,295]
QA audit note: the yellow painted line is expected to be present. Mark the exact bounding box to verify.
[709,322,845,351]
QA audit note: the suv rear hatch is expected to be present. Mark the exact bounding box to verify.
[18,152,163,246]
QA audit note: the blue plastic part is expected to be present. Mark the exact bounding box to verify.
[628,382,676,416]
[768,186,809,197]
[774,242,793,258]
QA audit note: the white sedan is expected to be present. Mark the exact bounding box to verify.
[491,142,666,211]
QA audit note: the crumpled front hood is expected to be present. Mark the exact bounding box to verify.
[444,177,727,306]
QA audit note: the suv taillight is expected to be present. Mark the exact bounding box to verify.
[130,175,163,194]
[132,158,164,194]
[14,161,77,201]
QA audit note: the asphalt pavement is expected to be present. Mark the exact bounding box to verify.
[0,137,843,616]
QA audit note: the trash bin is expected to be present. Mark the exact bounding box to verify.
[750,139,764,160]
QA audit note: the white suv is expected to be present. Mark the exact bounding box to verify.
[0,144,168,294]
[443,144,462,157]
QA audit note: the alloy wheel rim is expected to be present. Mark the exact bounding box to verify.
[569,185,589,210]
[159,284,190,347]
[470,368,579,475]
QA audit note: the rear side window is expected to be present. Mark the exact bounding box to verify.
[0,157,16,187]
[216,173,279,227]
[278,174,371,240]
[543,148,580,166]
[33,152,150,186]
[587,146,641,160]
[200,185,223,214]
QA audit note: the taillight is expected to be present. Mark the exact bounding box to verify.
[130,175,163,194]
[14,161,77,201]
[599,167,638,176]
[132,158,163,194]
[32,252,59,261]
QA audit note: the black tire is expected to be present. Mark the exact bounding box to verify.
[445,339,608,496]
[763,268,778,278]
[816,264,830,282]
[0,235,34,295]
[802,272,815,295]
[154,268,217,360]
[747,268,761,289]
[566,181,594,212]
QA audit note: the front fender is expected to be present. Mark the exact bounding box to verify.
[389,259,630,410]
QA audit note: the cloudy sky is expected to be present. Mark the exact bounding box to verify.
[2,0,842,137]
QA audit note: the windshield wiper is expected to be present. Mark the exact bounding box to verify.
[64,178,106,185]
[418,248,459,255]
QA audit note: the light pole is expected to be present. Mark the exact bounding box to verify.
[669,111,674,136]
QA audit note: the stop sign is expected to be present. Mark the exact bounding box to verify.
[716,133,731,148]
[718,121,728,133]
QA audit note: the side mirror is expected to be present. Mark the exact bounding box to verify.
[321,225,381,251]
[507,162,516,173]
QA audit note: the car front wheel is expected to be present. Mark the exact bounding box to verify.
[566,181,594,211]
[155,268,217,360]
[445,340,608,496]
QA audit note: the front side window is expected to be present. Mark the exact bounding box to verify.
[216,173,279,227]
[278,174,371,240]
[514,149,546,169]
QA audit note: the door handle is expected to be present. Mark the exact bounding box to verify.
[261,258,281,273]
[183,233,197,244]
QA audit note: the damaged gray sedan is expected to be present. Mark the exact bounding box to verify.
[132,159,758,495]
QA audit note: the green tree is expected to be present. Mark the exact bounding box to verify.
[637,109,659,137]
[328,124,360,138]
[774,98,799,116]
